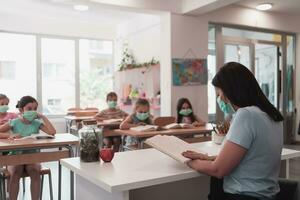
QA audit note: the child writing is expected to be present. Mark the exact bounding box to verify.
[120,98,153,146]
[0,96,56,200]
[0,94,18,138]
[176,98,205,127]
[94,92,128,152]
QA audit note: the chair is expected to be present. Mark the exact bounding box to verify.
[277,178,300,200]
[84,107,99,111]
[153,116,176,127]
[2,167,53,200]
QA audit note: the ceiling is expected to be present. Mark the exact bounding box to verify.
[237,0,300,16]
[0,0,152,26]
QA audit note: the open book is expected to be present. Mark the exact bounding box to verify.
[15,132,55,140]
[130,125,158,132]
[164,123,194,129]
[145,135,216,164]
[102,118,123,123]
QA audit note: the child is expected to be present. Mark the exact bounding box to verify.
[176,98,205,127]
[120,98,153,146]
[0,94,18,138]
[0,96,56,200]
[94,92,128,152]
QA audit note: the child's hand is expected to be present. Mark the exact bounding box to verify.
[216,121,230,134]
[9,134,21,139]
[137,122,146,126]
[192,121,205,127]
[37,113,44,119]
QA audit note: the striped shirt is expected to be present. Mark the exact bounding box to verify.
[95,108,128,119]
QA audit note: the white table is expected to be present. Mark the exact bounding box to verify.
[60,142,300,200]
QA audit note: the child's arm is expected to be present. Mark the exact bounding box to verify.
[38,114,56,135]
[94,111,106,121]
[120,115,139,130]
[192,115,206,127]
[0,122,12,139]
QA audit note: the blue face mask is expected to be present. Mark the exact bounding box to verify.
[136,112,149,121]
[23,111,37,122]
[0,105,9,113]
[217,96,235,114]
[179,108,193,116]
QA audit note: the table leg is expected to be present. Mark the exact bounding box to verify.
[58,147,62,200]
[66,145,75,200]
[286,159,290,179]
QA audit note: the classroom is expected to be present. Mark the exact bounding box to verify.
[1,0,300,200]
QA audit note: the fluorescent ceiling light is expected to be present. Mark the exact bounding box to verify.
[256,3,273,11]
[73,4,89,11]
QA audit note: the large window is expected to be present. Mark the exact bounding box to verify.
[42,38,76,114]
[79,39,113,110]
[0,31,114,115]
[0,32,36,113]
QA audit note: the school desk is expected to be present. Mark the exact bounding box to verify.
[0,133,79,200]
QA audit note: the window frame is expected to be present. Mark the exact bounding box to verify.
[0,30,114,117]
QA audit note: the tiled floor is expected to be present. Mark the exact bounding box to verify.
[10,144,300,200]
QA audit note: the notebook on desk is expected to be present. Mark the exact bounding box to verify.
[14,132,55,140]
[164,123,194,129]
[130,125,159,132]
[145,135,216,164]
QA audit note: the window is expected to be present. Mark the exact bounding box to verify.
[0,61,16,80]
[0,31,115,115]
[79,39,114,110]
[0,32,36,112]
[41,38,76,115]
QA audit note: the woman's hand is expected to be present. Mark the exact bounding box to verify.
[182,150,210,160]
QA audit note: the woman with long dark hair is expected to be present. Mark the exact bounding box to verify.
[183,62,283,200]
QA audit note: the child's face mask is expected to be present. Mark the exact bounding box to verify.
[0,105,9,113]
[179,108,193,116]
[107,101,117,109]
[23,111,37,122]
[136,112,149,121]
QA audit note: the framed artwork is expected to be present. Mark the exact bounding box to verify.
[172,58,207,86]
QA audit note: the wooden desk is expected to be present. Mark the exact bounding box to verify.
[113,123,213,148]
[67,110,98,116]
[60,141,300,200]
[0,133,79,200]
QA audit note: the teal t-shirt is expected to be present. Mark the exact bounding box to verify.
[9,118,42,136]
[9,118,43,154]
[223,106,283,199]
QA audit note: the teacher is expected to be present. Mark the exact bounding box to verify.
[183,62,283,200]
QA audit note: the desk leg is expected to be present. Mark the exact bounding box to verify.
[58,147,62,200]
[286,159,290,179]
[66,145,75,200]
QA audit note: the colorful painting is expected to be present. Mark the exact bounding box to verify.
[172,58,207,86]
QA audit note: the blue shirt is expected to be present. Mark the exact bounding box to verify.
[10,118,42,136]
[223,106,283,199]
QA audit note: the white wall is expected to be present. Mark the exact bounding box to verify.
[116,14,161,64]
[170,14,209,121]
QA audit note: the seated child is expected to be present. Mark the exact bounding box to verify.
[176,98,205,127]
[120,98,153,146]
[0,95,56,200]
[94,92,128,152]
[0,94,18,138]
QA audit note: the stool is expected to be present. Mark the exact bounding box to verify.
[3,167,53,200]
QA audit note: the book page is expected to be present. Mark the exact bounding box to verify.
[14,132,54,140]
[164,123,181,129]
[145,135,216,163]
[103,118,123,123]
[130,125,158,132]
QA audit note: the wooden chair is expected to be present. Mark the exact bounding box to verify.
[153,116,176,127]
[2,167,53,200]
[84,107,99,111]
